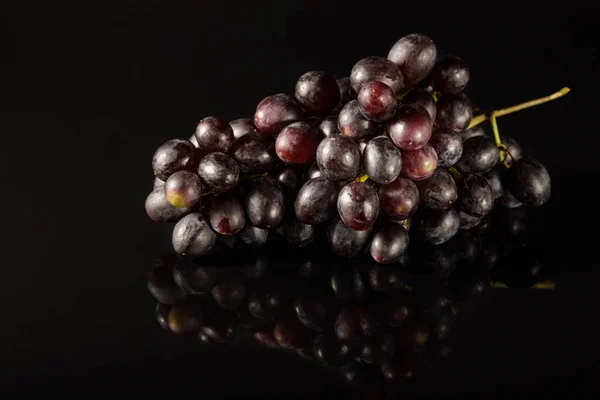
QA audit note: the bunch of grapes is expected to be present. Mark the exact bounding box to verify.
[145,33,559,263]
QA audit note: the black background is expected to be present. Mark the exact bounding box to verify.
[1,0,599,397]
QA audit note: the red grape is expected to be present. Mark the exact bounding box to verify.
[294,71,340,115]
[402,88,436,121]
[387,103,433,150]
[209,193,246,235]
[195,116,235,153]
[357,81,398,122]
[316,136,361,181]
[164,170,203,208]
[254,93,303,135]
[350,56,404,95]
[400,143,438,180]
[378,177,419,221]
[275,121,320,164]
[337,181,380,231]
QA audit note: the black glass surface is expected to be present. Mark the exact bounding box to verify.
[2,0,599,397]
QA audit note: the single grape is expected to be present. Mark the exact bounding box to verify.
[145,186,190,223]
[363,136,402,184]
[195,117,235,153]
[387,103,433,150]
[334,306,375,347]
[370,223,409,264]
[483,166,504,199]
[350,56,404,94]
[455,136,499,173]
[197,152,240,193]
[313,331,355,366]
[505,158,551,206]
[436,93,473,132]
[211,276,246,310]
[415,168,458,210]
[387,33,437,86]
[458,209,482,229]
[274,315,312,350]
[307,162,323,179]
[317,115,339,137]
[254,93,303,135]
[275,166,300,195]
[456,173,494,217]
[431,55,470,95]
[428,128,463,167]
[294,71,340,115]
[327,216,372,258]
[201,308,240,344]
[414,208,460,245]
[243,176,285,229]
[294,177,340,225]
[316,135,361,181]
[172,213,217,256]
[172,258,216,295]
[229,118,257,139]
[229,135,276,174]
[500,135,523,166]
[283,218,315,247]
[378,177,419,220]
[208,193,246,235]
[400,143,438,180]
[237,225,269,248]
[361,333,396,366]
[275,121,320,164]
[337,99,378,140]
[167,299,203,334]
[357,81,397,122]
[152,139,200,181]
[402,88,437,121]
[459,125,486,142]
[337,182,380,231]
[164,170,203,208]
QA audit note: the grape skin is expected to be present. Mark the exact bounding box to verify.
[402,88,437,121]
[363,136,402,185]
[459,125,486,142]
[400,143,438,181]
[455,136,499,174]
[195,116,235,153]
[243,176,285,229]
[229,118,257,139]
[164,170,203,208]
[378,177,419,221]
[415,169,458,210]
[275,121,320,165]
[316,136,361,181]
[334,77,354,112]
[505,158,551,206]
[152,139,200,181]
[197,152,240,193]
[327,217,372,258]
[283,219,316,247]
[428,128,463,168]
[209,193,246,235]
[237,225,269,248]
[500,136,523,166]
[357,81,398,122]
[387,33,437,87]
[172,213,217,256]
[145,186,190,223]
[294,177,340,225]
[431,55,470,95]
[294,71,340,116]
[254,93,303,135]
[229,134,276,174]
[436,93,473,132]
[337,182,380,231]
[350,56,404,95]
[370,223,409,264]
[483,166,504,200]
[456,174,494,217]
[387,103,433,150]
[317,115,339,137]
[338,100,378,140]
[414,208,460,245]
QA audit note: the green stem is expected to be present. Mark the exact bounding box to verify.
[448,166,462,178]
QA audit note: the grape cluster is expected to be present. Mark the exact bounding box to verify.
[145,33,552,262]
[148,205,552,390]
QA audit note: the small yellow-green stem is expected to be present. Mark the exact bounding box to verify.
[489,113,504,161]
[355,173,370,183]
[448,166,462,178]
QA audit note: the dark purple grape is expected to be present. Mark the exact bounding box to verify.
[483,166,504,199]
[275,121,320,164]
[294,292,330,331]
[428,128,463,167]
[274,315,312,350]
[195,117,235,153]
[334,77,354,112]
[387,103,433,150]
[307,162,323,179]
[197,152,239,193]
[402,88,436,121]
[327,217,372,258]
[378,177,419,221]
[153,176,165,188]
[363,136,402,184]
[415,169,457,210]
[243,176,285,229]
[400,143,438,181]
[294,71,340,115]
[381,352,422,384]
[458,209,482,229]
[172,213,217,256]
[498,188,523,208]
[350,56,405,94]
[414,208,460,245]
[254,93,303,135]
[361,333,395,366]
[459,125,486,142]
[173,259,216,295]
[500,135,523,166]
[147,257,185,305]
[436,92,473,132]
[505,158,551,206]
[455,136,499,174]
[294,177,340,225]
[209,193,245,235]
[189,134,200,149]
[201,308,239,344]
[317,115,339,137]
[456,174,494,217]
[229,118,257,139]
[316,136,361,181]
[338,100,378,140]
[313,331,355,366]
[164,170,202,208]
[229,135,276,174]
[370,223,409,264]
[431,55,470,95]
[337,182,380,231]
[145,186,190,223]
[167,299,203,334]
[211,277,246,310]
[387,33,437,86]
[152,139,200,181]
[357,81,398,122]
[237,225,268,248]
[334,306,375,347]
[283,218,315,247]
